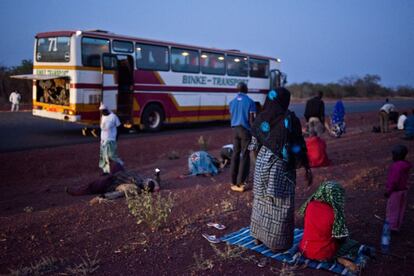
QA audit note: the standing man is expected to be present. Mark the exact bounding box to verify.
[304,91,325,136]
[379,98,396,133]
[99,103,123,174]
[229,82,256,192]
[9,90,21,112]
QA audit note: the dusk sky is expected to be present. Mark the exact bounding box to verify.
[1,0,413,87]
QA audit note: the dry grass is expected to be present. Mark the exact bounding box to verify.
[66,251,100,275]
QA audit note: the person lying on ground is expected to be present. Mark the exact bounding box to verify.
[66,161,160,199]
[385,145,412,233]
[186,150,220,177]
[305,130,330,168]
[298,181,361,272]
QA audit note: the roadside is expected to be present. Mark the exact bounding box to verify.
[0,111,413,275]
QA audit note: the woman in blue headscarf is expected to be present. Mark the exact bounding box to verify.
[249,87,312,252]
[330,100,346,138]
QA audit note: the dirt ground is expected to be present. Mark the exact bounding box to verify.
[0,111,413,275]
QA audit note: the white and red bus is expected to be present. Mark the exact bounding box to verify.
[14,30,285,131]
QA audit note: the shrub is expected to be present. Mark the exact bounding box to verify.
[126,190,174,232]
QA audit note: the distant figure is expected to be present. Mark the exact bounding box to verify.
[9,90,21,112]
[379,99,396,133]
[305,131,330,168]
[397,112,408,130]
[304,91,325,136]
[99,103,123,174]
[229,82,256,192]
[299,181,361,272]
[329,99,346,138]
[385,145,412,232]
[403,110,414,140]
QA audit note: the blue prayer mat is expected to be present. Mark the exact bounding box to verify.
[221,227,373,275]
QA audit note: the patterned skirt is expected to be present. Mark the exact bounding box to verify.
[250,146,296,250]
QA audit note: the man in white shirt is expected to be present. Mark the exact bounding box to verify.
[397,112,408,130]
[9,90,21,112]
[379,99,396,133]
[99,103,123,174]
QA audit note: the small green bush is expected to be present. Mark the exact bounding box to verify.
[126,190,174,232]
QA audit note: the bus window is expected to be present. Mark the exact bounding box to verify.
[113,40,134,53]
[82,37,110,67]
[226,55,248,77]
[36,37,70,62]
[200,52,225,75]
[136,43,169,71]
[171,47,199,73]
[249,58,269,78]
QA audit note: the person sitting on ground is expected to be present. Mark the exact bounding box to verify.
[187,151,220,176]
[305,130,330,168]
[66,161,160,199]
[397,112,408,130]
[403,110,414,140]
[220,144,233,168]
[299,181,361,272]
[304,91,325,137]
[329,99,346,138]
[385,145,412,233]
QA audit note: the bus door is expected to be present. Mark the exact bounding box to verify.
[101,53,118,111]
[269,69,287,90]
[115,55,134,125]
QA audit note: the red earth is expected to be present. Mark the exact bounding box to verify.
[0,111,413,275]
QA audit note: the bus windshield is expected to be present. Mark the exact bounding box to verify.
[36,37,70,62]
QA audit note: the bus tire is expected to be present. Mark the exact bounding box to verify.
[141,104,165,132]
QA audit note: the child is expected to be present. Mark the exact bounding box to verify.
[385,145,412,232]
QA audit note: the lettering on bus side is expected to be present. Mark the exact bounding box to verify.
[36,69,69,76]
[182,75,249,86]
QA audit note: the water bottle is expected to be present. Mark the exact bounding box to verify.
[381,221,391,254]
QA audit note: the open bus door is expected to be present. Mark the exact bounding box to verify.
[269,69,287,90]
[115,55,134,128]
[101,53,118,109]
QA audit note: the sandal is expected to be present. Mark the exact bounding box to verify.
[202,233,221,244]
[207,222,226,230]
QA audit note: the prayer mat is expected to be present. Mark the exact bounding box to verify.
[221,227,373,275]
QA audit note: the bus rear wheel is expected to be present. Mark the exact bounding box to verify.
[141,104,165,132]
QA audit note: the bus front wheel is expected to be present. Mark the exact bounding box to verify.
[141,104,165,132]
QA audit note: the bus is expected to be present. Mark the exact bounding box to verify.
[13,29,285,131]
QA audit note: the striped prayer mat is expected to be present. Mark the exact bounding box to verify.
[221,227,373,275]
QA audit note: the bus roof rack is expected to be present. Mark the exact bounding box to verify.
[227,49,241,52]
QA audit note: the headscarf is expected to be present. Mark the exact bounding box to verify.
[331,100,345,124]
[299,181,348,238]
[251,88,308,169]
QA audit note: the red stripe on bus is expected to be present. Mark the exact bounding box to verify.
[134,71,163,85]
[69,83,267,94]
[134,85,267,94]
[36,31,77,38]
[70,83,117,90]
